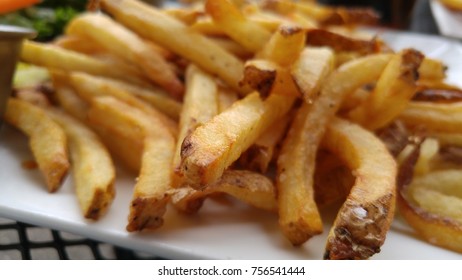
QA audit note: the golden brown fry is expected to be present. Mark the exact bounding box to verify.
[171,170,277,214]
[205,0,272,53]
[399,101,462,133]
[68,72,178,136]
[4,98,70,192]
[181,92,294,189]
[66,13,184,99]
[419,58,447,82]
[398,169,462,253]
[306,29,381,55]
[53,35,106,55]
[348,49,424,130]
[21,40,150,87]
[86,96,175,231]
[127,136,175,231]
[173,65,218,186]
[47,109,116,220]
[323,117,396,260]
[240,112,291,173]
[291,47,335,103]
[101,0,246,93]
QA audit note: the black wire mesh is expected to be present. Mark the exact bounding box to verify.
[0,217,165,260]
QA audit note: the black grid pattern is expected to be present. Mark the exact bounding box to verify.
[0,217,164,260]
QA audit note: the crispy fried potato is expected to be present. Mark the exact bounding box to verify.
[240,113,291,173]
[398,169,462,253]
[291,47,335,103]
[68,72,178,136]
[173,65,218,186]
[4,98,70,192]
[101,0,246,93]
[323,117,396,260]
[277,54,390,246]
[53,35,106,55]
[399,101,462,133]
[47,109,116,220]
[205,0,272,53]
[348,49,424,130]
[66,13,184,99]
[181,92,294,189]
[86,96,175,231]
[127,136,175,231]
[306,29,381,55]
[171,170,277,214]
[50,72,89,122]
[419,58,447,82]
[21,41,150,87]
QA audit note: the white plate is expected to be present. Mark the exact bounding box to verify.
[430,0,462,39]
[1,30,462,260]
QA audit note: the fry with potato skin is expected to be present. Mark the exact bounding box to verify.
[181,92,294,189]
[101,0,246,93]
[47,109,116,220]
[205,0,272,53]
[4,98,70,192]
[171,170,277,214]
[323,117,397,260]
[348,49,424,130]
[21,41,150,87]
[173,65,218,186]
[66,13,184,99]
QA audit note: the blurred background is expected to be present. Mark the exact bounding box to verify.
[0,0,438,42]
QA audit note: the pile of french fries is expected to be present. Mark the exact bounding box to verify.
[4,0,462,259]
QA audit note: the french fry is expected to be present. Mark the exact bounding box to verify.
[277,54,390,246]
[173,65,218,186]
[68,72,178,136]
[291,47,335,103]
[306,29,381,55]
[4,98,70,192]
[419,58,447,82]
[53,35,106,55]
[66,13,184,99]
[240,113,291,173]
[100,0,247,93]
[399,101,462,133]
[398,169,462,253]
[47,109,116,220]
[50,72,89,122]
[348,49,424,130]
[20,41,150,87]
[217,86,239,113]
[171,170,277,214]
[205,0,272,53]
[69,71,181,121]
[180,92,294,188]
[323,117,397,260]
[127,136,175,231]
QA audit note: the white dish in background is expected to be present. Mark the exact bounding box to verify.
[430,0,462,39]
[1,31,462,260]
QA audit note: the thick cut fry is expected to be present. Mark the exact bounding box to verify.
[205,0,272,53]
[323,117,396,260]
[240,113,291,173]
[4,98,70,192]
[86,96,175,230]
[399,102,462,133]
[68,72,178,136]
[173,65,218,185]
[171,170,277,214]
[306,29,381,55]
[291,47,335,103]
[419,58,447,82]
[66,13,184,99]
[47,110,116,220]
[21,41,150,87]
[69,72,181,121]
[398,169,462,253]
[348,49,424,130]
[181,92,294,189]
[127,136,175,231]
[277,103,324,245]
[277,54,390,246]
[101,0,246,93]
[50,72,89,122]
